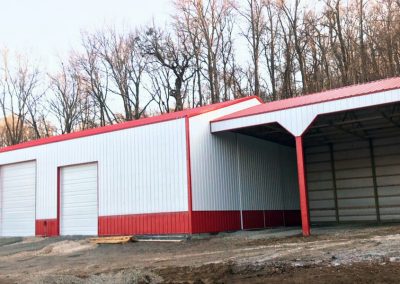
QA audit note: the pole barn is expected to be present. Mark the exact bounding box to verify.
[0,78,399,237]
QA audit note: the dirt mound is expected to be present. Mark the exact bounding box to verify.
[38,240,97,256]
[0,239,96,261]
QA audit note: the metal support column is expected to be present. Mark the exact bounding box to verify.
[295,136,311,236]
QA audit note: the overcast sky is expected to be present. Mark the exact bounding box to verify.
[0,0,173,70]
[0,0,321,72]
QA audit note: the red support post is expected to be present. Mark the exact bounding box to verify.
[295,136,311,236]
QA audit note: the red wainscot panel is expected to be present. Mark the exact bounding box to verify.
[265,210,285,227]
[191,211,241,234]
[242,210,264,229]
[35,219,59,237]
[98,210,301,236]
[98,211,190,236]
[242,210,301,229]
[283,210,302,226]
[264,210,302,227]
[191,210,301,234]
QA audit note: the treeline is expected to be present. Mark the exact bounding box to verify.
[1,0,400,146]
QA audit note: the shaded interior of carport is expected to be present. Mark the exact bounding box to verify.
[228,101,400,236]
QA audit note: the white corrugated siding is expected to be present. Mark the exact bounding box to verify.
[0,119,188,220]
[189,99,299,211]
[188,98,262,210]
[238,135,299,210]
[280,146,301,210]
[211,89,400,136]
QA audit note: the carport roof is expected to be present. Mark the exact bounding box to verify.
[213,77,400,122]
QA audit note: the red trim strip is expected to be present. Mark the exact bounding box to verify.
[56,167,61,236]
[185,117,194,234]
[295,136,311,236]
[0,96,261,153]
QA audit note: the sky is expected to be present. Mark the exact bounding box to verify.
[0,0,173,71]
[0,0,321,72]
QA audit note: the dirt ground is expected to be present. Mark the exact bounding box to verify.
[1,224,400,283]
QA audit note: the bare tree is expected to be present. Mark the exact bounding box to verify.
[49,62,85,134]
[146,66,175,113]
[0,51,45,145]
[79,33,117,126]
[178,0,235,103]
[94,28,151,121]
[176,1,206,106]
[142,27,193,111]
[237,0,265,98]
[263,1,280,100]
[280,0,308,93]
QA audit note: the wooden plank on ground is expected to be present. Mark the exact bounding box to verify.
[89,236,136,244]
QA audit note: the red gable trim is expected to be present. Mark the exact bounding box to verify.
[0,96,261,153]
[213,77,400,123]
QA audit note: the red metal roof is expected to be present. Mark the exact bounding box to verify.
[0,96,262,153]
[213,77,400,122]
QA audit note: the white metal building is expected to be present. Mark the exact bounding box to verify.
[0,77,399,237]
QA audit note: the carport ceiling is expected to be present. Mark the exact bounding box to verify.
[304,102,400,147]
[233,102,400,148]
[234,122,295,147]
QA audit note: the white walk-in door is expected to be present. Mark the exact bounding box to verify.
[0,161,36,237]
[60,163,98,235]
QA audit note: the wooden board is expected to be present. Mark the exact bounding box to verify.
[89,236,136,244]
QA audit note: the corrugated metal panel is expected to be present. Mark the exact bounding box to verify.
[213,77,400,122]
[0,119,188,221]
[373,136,400,221]
[191,210,300,233]
[238,135,299,210]
[211,89,400,136]
[191,211,241,233]
[35,219,58,237]
[335,140,377,221]
[307,136,400,223]
[238,135,283,210]
[190,97,299,212]
[189,98,262,211]
[306,145,337,223]
[0,161,36,236]
[98,212,190,236]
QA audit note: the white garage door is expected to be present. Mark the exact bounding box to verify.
[0,161,36,237]
[60,163,98,235]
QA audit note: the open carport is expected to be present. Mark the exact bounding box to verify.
[211,77,400,236]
